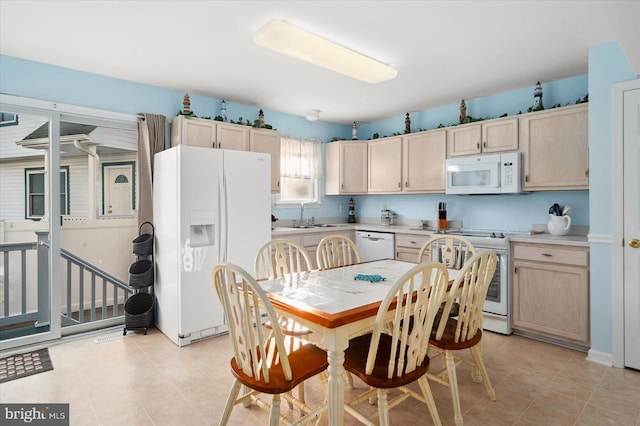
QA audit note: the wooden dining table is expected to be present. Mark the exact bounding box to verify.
[257,259,459,426]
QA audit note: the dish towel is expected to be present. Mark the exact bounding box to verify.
[354,274,386,283]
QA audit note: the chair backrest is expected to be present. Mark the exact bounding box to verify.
[432,249,497,343]
[213,263,292,383]
[417,235,476,269]
[365,262,449,378]
[316,235,362,270]
[254,238,313,279]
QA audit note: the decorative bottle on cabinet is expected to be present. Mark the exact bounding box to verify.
[348,198,356,223]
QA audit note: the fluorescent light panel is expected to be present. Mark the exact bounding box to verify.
[253,19,397,84]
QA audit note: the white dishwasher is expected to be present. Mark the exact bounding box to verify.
[356,231,396,262]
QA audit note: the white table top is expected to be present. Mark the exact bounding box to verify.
[259,259,458,329]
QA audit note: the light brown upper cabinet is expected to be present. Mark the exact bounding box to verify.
[447,116,518,157]
[250,128,281,193]
[366,129,446,194]
[325,141,368,195]
[403,129,446,193]
[171,116,249,151]
[216,122,249,151]
[519,104,588,191]
[171,116,217,148]
[368,136,402,193]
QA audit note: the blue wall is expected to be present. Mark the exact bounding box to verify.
[351,75,590,232]
[0,54,353,219]
[4,46,636,359]
[1,54,589,231]
[587,41,637,355]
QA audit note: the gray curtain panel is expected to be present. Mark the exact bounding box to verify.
[137,113,166,226]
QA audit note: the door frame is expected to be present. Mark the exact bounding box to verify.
[0,94,137,350]
[611,78,640,368]
[102,161,136,216]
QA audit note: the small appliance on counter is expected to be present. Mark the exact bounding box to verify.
[380,209,397,225]
[547,203,572,235]
[438,202,447,230]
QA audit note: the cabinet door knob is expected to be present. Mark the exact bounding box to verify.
[405,182,409,187]
[477,142,480,149]
[398,182,401,188]
[630,239,640,249]
[585,168,589,177]
[542,253,552,257]
[483,141,487,148]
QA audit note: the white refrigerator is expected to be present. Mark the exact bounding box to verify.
[153,145,271,346]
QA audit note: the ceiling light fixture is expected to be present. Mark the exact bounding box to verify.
[305,109,321,121]
[253,19,397,84]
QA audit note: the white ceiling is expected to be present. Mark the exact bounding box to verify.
[1,1,638,125]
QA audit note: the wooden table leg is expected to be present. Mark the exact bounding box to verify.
[326,349,345,426]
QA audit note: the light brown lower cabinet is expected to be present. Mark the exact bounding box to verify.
[511,242,590,349]
[273,229,355,270]
[394,233,432,263]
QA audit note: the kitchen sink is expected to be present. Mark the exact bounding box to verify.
[273,224,347,231]
[294,224,344,228]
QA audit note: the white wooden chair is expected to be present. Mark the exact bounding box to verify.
[342,262,449,426]
[254,239,314,403]
[427,249,498,426]
[212,263,328,426]
[419,235,477,319]
[418,235,476,269]
[255,238,313,283]
[315,234,360,389]
[316,234,362,270]
[254,239,313,339]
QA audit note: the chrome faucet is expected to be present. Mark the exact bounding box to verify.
[299,202,305,225]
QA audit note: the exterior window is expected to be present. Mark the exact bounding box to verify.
[0,112,19,127]
[25,167,69,219]
[279,137,322,204]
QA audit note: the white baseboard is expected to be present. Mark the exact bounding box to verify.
[586,349,613,367]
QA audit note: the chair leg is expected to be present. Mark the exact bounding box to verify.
[470,345,496,401]
[220,380,242,425]
[298,381,305,405]
[417,376,442,426]
[376,389,390,426]
[445,350,463,426]
[345,371,355,389]
[270,394,281,426]
[241,385,252,407]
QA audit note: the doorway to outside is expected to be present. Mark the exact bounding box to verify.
[612,79,640,370]
[103,162,135,216]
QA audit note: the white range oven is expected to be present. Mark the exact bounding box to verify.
[441,229,513,335]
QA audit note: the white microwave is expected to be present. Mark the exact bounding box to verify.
[445,152,522,194]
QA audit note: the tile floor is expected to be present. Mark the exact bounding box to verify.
[1,328,639,425]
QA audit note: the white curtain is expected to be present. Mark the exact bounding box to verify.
[280,137,321,179]
[137,113,166,226]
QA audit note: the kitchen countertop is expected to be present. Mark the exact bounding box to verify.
[508,233,589,247]
[272,222,589,247]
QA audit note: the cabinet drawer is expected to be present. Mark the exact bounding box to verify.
[273,234,303,245]
[395,233,431,249]
[513,244,588,266]
[303,230,352,247]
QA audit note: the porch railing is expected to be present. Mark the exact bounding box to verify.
[0,231,133,332]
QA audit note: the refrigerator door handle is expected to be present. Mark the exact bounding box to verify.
[217,170,226,263]
[220,167,229,263]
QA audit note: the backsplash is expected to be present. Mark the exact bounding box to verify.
[356,190,589,232]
